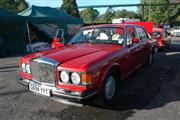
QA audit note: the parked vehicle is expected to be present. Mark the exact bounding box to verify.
[171,26,180,37]
[151,28,171,49]
[17,24,157,107]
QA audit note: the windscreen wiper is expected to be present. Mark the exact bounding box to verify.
[71,40,93,44]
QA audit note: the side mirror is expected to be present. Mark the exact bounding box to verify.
[132,38,140,43]
[51,38,64,48]
[53,38,61,42]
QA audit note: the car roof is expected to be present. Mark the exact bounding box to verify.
[83,23,143,29]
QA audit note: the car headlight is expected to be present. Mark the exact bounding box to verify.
[26,64,31,74]
[71,72,81,85]
[60,71,69,83]
[22,63,26,73]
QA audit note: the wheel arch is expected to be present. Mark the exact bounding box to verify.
[98,63,121,91]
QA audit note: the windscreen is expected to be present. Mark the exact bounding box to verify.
[68,27,125,45]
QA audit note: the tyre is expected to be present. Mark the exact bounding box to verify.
[95,69,120,107]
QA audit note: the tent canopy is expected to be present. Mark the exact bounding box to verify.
[0,8,26,55]
[18,5,83,24]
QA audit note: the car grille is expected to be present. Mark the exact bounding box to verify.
[31,57,59,85]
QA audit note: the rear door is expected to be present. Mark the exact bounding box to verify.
[135,26,151,64]
[126,27,141,72]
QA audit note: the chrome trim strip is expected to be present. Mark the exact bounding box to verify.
[52,91,97,100]
[33,57,59,66]
[32,80,55,87]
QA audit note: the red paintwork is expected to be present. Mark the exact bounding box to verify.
[51,38,64,48]
[152,28,169,48]
[19,24,155,95]
[125,21,154,34]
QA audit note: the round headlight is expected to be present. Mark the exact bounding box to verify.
[60,71,69,83]
[71,72,81,85]
[22,63,26,72]
[26,64,31,74]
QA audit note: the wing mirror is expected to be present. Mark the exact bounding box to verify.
[51,38,64,48]
[132,38,140,43]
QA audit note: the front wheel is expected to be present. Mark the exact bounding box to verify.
[95,70,119,107]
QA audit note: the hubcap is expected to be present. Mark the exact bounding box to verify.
[105,76,115,100]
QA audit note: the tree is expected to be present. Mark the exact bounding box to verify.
[80,7,99,23]
[139,0,176,24]
[0,0,28,12]
[114,9,139,19]
[61,0,80,18]
[98,8,115,23]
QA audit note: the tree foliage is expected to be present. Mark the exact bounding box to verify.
[80,8,140,23]
[139,0,178,24]
[100,9,115,23]
[61,0,80,18]
[80,7,99,23]
[114,9,139,19]
[0,0,28,12]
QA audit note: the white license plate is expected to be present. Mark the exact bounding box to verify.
[29,82,50,97]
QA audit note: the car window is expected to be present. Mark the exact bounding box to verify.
[126,27,138,45]
[135,27,149,42]
[69,27,125,45]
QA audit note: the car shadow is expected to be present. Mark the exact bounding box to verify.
[110,40,180,111]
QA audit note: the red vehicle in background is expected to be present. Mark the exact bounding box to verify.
[151,28,171,49]
[17,23,157,107]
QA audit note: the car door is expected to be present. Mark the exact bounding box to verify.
[135,27,151,64]
[126,27,141,72]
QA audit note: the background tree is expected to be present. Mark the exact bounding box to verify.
[61,0,80,18]
[114,9,139,19]
[0,0,28,12]
[98,8,115,23]
[80,7,99,23]
[139,0,179,24]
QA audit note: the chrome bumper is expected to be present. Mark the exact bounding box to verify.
[17,76,97,106]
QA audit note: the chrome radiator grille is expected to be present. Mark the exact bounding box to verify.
[31,57,59,85]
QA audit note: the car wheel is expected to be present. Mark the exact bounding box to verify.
[95,70,119,107]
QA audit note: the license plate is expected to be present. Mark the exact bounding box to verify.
[29,82,50,97]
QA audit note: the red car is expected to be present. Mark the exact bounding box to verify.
[17,24,157,107]
[151,28,171,49]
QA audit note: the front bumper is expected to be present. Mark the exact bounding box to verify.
[17,76,97,106]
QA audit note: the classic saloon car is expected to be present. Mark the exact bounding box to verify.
[17,24,157,106]
[151,28,171,49]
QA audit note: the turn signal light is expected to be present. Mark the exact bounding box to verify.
[81,73,92,86]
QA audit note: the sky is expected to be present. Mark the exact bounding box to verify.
[26,0,140,13]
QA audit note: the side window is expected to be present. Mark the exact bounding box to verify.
[127,27,137,45]
[136,27,148,42]
[127,33,132,45]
